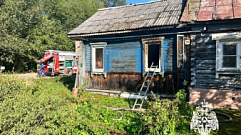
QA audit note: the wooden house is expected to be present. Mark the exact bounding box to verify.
[67,0,189,96]
[181,0,241,109]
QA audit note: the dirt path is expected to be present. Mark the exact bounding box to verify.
[14,73,53,79]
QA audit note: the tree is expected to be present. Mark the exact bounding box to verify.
[99,0,126,7]
[0,0,104,72]
[0,0,44,71]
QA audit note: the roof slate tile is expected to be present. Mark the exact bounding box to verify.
[68,0,184,35]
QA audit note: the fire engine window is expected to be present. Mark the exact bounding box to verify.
[48,57,54,65]
[95,48,103,69]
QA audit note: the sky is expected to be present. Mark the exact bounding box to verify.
[126,0,159,5]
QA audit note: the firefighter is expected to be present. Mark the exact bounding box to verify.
[40,62,46,77]
[37,61,41,77]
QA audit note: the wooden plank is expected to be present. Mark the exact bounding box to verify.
[196,37,213,43]
[195,54,216,60]
[196,64,215,70]
[196,50,216,54]
[196,60,215,63]
[177,35,184,90]
[195,70,215,73]
[196,44,216,49]
[74,41,83,88]
[196,74,216,79]
[84,71,176,94]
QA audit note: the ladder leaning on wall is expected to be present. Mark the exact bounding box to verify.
[133,62,158,109]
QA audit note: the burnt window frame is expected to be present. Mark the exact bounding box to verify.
[142,37,165,76]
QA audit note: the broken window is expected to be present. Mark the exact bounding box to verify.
[142,37,164,72]
[148,44,160,68]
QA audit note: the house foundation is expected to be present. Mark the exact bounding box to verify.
[189,88,241,109]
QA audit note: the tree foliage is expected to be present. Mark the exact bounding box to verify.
[0,0,121,72]
[100,0,127,7]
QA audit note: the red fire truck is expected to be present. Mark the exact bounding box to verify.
[39,50,77,76]
[0,60,5,71]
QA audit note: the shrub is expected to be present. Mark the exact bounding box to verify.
[0,75,84,134]
[0,74,194,134]
[140,89,191,135]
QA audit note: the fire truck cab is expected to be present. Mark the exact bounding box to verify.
[0,60,5,71]
[39,50,77,76]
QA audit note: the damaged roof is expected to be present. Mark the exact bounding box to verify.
[68,0,185,37]
[181,0,241,22]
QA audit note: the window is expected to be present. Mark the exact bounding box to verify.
[212,32,241,78]
[148,44,160,68]
[90,42,107,78]
[217,41,240,70]
[142,37,164,74]
[92,47,104,72]
[222,43,237,68]
[145,43,161,72]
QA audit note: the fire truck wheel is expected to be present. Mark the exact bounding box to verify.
[66,69,73,76]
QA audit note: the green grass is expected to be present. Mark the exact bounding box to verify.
[35,76,241,134]
[34,75,144,134]
[1,74,241,134]
[210,109,241,135]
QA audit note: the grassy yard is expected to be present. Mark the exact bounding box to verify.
[0,74,241,134]
[210,109,241,135]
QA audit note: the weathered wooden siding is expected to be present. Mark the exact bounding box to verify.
[85,45,91,71]
[107,41,142,72]
[190,32,238,89]
[163,39,177,73]
[84,41,142,72]
[82,35,178,94]
[85,71,176,94]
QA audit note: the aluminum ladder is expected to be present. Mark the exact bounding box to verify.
[133,62,158,109]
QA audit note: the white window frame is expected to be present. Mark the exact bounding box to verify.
[217,41,240,70]
[212,32,241,78]
[90,42,107,78]
[92,47,104,72]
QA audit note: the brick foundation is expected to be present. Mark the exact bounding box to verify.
[189,88,241,109]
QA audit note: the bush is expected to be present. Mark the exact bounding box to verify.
[0,74,132,134]
[0,75,85,134]
[0,74,194,134]
[140,89,191,135]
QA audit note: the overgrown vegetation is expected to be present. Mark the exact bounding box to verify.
[0,0,126,72]
[140,90,193,135]
[1,74,240,134]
